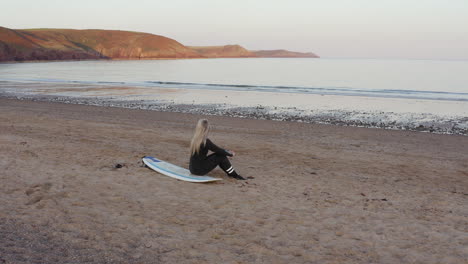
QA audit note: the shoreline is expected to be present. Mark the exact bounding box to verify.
[1,90,467,136]
[0,56,320,64]
[1,98,467,263]
[0,57,217,64]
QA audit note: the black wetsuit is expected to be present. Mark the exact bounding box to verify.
[189,138,233,176]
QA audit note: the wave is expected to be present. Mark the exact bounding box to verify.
[2,77,468,101]
[145,81,468,101]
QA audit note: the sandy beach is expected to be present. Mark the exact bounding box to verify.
[1,98,467,263]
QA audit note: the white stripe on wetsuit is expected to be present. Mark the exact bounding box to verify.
[226,166,234,173]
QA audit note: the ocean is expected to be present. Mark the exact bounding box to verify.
[1,58,467,134]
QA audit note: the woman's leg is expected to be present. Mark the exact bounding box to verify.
[206,153,244,179]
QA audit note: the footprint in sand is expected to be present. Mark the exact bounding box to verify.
[21,150,38,158]
[25,182,53,206]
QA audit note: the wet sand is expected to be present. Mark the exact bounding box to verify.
[1,98,467,263]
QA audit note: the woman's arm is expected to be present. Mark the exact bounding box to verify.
[206,138,233,157]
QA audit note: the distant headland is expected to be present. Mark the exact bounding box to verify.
[0,26,319,62]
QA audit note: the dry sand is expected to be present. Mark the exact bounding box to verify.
[0,98,467,264]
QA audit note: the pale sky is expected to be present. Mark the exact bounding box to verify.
[1,0,468,59]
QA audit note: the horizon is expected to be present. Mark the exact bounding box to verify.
[2,0,468,60]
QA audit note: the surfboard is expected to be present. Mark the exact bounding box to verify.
[142,156,222,183]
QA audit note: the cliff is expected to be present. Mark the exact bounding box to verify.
[0,27,201,61]
[0,27,102,61]
[252,49,319,58]
[189,45,256,58]
[189,45,319,59]
[0,26,319,62]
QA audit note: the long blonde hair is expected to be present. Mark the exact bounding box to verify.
[190,119,210,155]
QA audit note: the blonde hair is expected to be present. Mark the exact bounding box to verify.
[190,119,210,155]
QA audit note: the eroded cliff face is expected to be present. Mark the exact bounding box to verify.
[252,49,319,58]
[188,46,319,58]
[0,27,201,61]
[58,29,202,59]
[0,26,319,62]
[189,45,257,58]
[0,27,103,61]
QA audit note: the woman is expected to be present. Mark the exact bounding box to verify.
[189,119,245,180]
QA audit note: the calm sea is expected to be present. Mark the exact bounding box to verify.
[1,58,467,134]
[1,58,468,101]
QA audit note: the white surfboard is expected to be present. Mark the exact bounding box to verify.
[142,156,222,183]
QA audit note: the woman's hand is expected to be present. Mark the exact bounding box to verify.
[229,150,236,156]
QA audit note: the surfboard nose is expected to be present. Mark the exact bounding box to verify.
[143,156,161,162]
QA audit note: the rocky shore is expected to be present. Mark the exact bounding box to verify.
[1,92,467,136]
